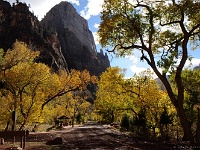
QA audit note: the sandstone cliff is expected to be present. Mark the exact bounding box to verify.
[0,1,110,76]
[41,1,110,76]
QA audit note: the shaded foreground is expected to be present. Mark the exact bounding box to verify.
[0,122,186,150]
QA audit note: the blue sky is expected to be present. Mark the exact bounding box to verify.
[9,0,200,78]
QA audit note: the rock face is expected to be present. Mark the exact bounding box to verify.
[0,1,68,72]
[41,2,110,76]
[0,1,110,76]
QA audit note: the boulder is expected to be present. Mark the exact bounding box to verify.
[46,137,63,145]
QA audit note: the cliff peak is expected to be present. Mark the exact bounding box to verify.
[41,1,110,76]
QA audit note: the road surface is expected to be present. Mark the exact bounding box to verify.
[28,122,174,150]
[1,122,176,150]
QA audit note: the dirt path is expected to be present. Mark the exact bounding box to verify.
[57,122,174,150]
[0,122,176,150]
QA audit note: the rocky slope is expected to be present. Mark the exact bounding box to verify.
[0,0,68,72]
[0,0,110,75]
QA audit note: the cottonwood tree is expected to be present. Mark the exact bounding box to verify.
[95,67,175,137]
[66,91,91,127]
[98,0,200,143]
[41,69,98,109]
[95,67,132,123]
[171,68,200,141]
[0,41,98,130]
[0,41,41,130]
[0,41,58,129]
[132,70,175,138]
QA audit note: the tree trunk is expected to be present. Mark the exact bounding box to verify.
[152,126,156,139]
[4,121,10,131]
[72,110,76,128]
[72,118,74,128]
[195,108,200,144]
[159,125,164,140]
[176,105,194,144]
[19,121,26,130]
[111,111,114,123]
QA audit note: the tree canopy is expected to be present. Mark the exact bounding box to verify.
[0,41,97,130]
[98,0,200,143]
[95,67,175,138]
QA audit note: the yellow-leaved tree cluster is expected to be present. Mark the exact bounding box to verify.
[0,41,97,130]
[95,67,177,139]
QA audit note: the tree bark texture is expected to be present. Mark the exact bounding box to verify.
[176,105,194,144]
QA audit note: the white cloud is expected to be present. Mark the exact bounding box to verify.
[130,65,147,75]
[125,55,138,64]
[80,0,104,19]
[191,58,200,66]
[67,0,80,6]
[125,54,148,75]
[185,58,200,69]
[9,0,80,20]
[94,23,99,29]
[126,54,163,78]
[92,32,99,45]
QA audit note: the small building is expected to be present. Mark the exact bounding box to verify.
[56,115,71,126]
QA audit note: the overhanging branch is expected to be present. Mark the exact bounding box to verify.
[189,24,200,35]
[41,87,78,110]
[107,44,144,53]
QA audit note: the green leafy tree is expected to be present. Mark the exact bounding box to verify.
[98,0,200,143]
[182,69,200,128]
[180,69,200,141]
[134,108,147,135]
[76,112,82,124]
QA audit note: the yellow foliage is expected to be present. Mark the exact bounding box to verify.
[0,41,98,128]
[95,67,175,125]
[3,41,39,69]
